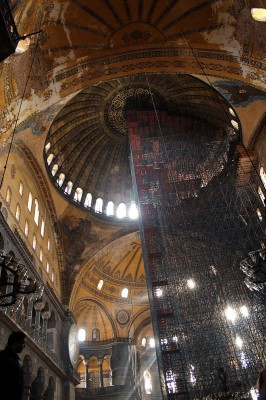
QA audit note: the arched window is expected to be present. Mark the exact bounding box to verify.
[39,248,43,263]
[65,181,73,195]
[47,238,51,251]
[51,164,58,176]
[128,202,138,219]
[256,208,263,222]
[144,370,152,394]
[45,142,51,153]
[28,192,33,212]
[116,203,126,218]
[258,186,265,205]
[41,218,45,237]
[260,166,266,188]
[51,269,54,282]
[95,198,103,213]
[15,203,21,221]
[121,287,128,298]
[24,220,29,237]
[92,328,100,341]
[141,337,147,348]
[97,280,104,290]
[231,119,239,130]
[46,260,50,273]
[34,199,39,225]
[74,187,83,202]
[32,234,37,250]
[19,181,23,196]
[6,186,12,204]
[57,173,65,187]
[84,193,92,208]
[47,154,54,166]
[106,201,114,216]
[78,328,86,342]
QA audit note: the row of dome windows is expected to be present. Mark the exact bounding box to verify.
[46,153,139,219]
[97,279,129,298]
[5,183,56,284]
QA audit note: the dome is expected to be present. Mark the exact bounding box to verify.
[44,73,240,220]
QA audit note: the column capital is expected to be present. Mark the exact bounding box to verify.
[41,311,51,319]
[34,301,45,311]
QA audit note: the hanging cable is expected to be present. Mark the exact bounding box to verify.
[0,28,42,191]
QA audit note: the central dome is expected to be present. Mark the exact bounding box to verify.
[44,73,240,221]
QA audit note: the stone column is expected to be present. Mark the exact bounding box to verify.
[34,302,45,331]
[98,357,104,388]
[83,360,89,391]
[110,344,132,385]
[26,298,34,324]
[41,311,51,342]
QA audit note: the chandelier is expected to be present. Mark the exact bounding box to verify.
[0,251,44,307]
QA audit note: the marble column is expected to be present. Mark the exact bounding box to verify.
[83,360,89,391]
[33,301,45,331]
[98,357,104,388]
[41,311,51,342]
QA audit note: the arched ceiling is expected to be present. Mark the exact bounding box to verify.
[0,0,265,313]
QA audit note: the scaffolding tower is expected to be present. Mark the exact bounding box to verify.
[128,110,265,400]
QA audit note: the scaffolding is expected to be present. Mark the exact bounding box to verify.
[128,110,266,400]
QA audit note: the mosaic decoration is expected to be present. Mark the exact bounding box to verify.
[116,309,130,325]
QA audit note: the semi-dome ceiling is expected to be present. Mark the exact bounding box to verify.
[44,73,240,220]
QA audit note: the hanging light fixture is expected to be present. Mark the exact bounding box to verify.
[0,251,43,307]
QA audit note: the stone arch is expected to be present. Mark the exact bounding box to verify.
[30,366,45,400]
[43,376,55,400]
[22,354,33,399]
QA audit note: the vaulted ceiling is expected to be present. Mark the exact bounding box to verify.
[0,0,265,337]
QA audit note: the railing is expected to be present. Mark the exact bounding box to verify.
[76,385,135,397]
[81,337,133,347]
[18,317,67,373]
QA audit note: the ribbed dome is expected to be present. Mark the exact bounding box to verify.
[44,73,240,220]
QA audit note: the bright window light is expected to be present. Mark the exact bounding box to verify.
[106,201,114,216]
[225,306,237,322]
[57,173,65,187]
[190,365,196,385]
[95,198,103,213]
[155,287,163,297]
[251,8,266,22]
[231,119,239,130]
[144,370,152,394]
[97,279,104,290]
[141,337,146,347]
[240,306,249,317]
[128,202,139,219]
[74,187,83,202]
[116,203,126,218]
[45,142,51,153]
[187,279,196,289]
[236,336,243,349]
[19,181,23,196]
[65,181,73,195]
[51,164,58,176]
[121,287,129,298]
[229,107,235,116]
[47,154,54,166]
[84,193,92,208]
[149,338,155,348]
[78,328,86,342]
